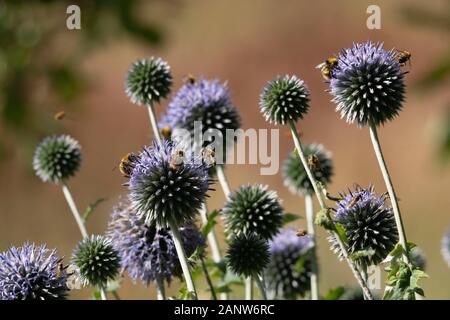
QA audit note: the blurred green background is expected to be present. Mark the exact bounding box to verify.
[0,0,449,299]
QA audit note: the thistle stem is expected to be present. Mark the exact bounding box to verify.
[216,164,232,198]
[305,193,319,300]
[255,275,267,300]
[156,278,166,300]
[200,257,218,300]
[245,276,253,300]
[100,287,107,300]
[147,102,163,144]
[169,222,198,300]
[61,184,88,239]
[288,120,373,300]
[369,123,410,263]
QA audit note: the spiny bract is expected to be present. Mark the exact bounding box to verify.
[329,42,407,127]
[282,143,333,196]
[33,135,81,184]
[259,75,310,125]
[128,140,211,227]
[266,230,313,299]
[0,243,68,300]
[226,233,270,277]
[222,184,284,240]
[126,57,173,106]
[71,235,120,287]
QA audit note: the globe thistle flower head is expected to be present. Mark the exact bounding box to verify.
[282,143,334,195]
[159,77,241,163]
[33,135,81,184]
[266,230,313,299]
[128,140,211,227]
[0,243,68,300]
[442,227,450,268]
[226,233,270,277]
[329,42,407,127]
[126,57,173,106]
[222,184,284,240]
[108,202,205,285]
[259,75,310,125]
[72,235,120,287]
[332,185,398,267]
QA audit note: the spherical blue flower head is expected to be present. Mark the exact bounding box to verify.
[410,247,426,271]
[282,143,334,196]
[0,243,68,300]
[108,202,206,285]
[126,57,173,106]
[259,75,310,125]
[128,140,211,227]
[159,77,241,163]
[442,227,450,268]
[329,42,407,127]
[266,230,313,299]
[33,135,81,184]
[222,184,284,240]
[331,185,398,267]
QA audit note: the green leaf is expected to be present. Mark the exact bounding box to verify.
[201,210,219,237]
[283,213,301,225]
[295,255,307,274]
[314,208,334,230]
[188,247,205,265]
[334,223,348,244]
[323,286,345,300]
[388,242,404,258]
[349,249,375,261]
[92,290,101,300]
[83,198,107,223]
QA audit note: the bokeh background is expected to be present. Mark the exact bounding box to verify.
[0,0,449,299]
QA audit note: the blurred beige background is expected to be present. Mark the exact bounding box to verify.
[0,0,449,299]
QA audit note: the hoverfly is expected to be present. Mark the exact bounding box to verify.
[170,149,185,169]
[54,111,66,121]
[296,229,308,237]
[346,194,363,209]
[395,49,411,66]
[307,154,321,171]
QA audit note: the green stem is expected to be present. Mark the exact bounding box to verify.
[216,164,232,198]
[156,278,166,300]
[147,102,162,143]
[245,276,253,300]
[200,257,218,300]
[288,120,373,300]
[169,222,198,300]
[100,287,107,300]
[305,194,319,300]
[369,123,410,263]
[255,275,267,300]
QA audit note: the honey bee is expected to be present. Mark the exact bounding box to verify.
[170,149,185,169]
[161,127,172,139]
[346,194,362,209]
[307,154,321,171]
[201,147,216,166]
[54,111,66,121]
[118,153,138,178]
[395,49,411,66]
[316,57,338,80]
[296,229,308,237]
[183,74,196,85]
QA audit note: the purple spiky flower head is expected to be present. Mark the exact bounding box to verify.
[0,243,69,300]
[442,227,450,268]
[128,139,212,227]
[108,202,206,285]
[328,42,407,127]
[266,230,313,299]
[331,185,398,267]
[159,77,241,163]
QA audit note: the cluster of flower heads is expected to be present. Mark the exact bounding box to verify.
[266,230,314,299]
[331,185,399,267]
[126,57,173,106]
[328,42,407,127]
[0,243,68,300]
[128,140,212,227]
[108,202,205,285]
[33,135,81,184]
[282,143,334,195]
[71,235,120,288]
